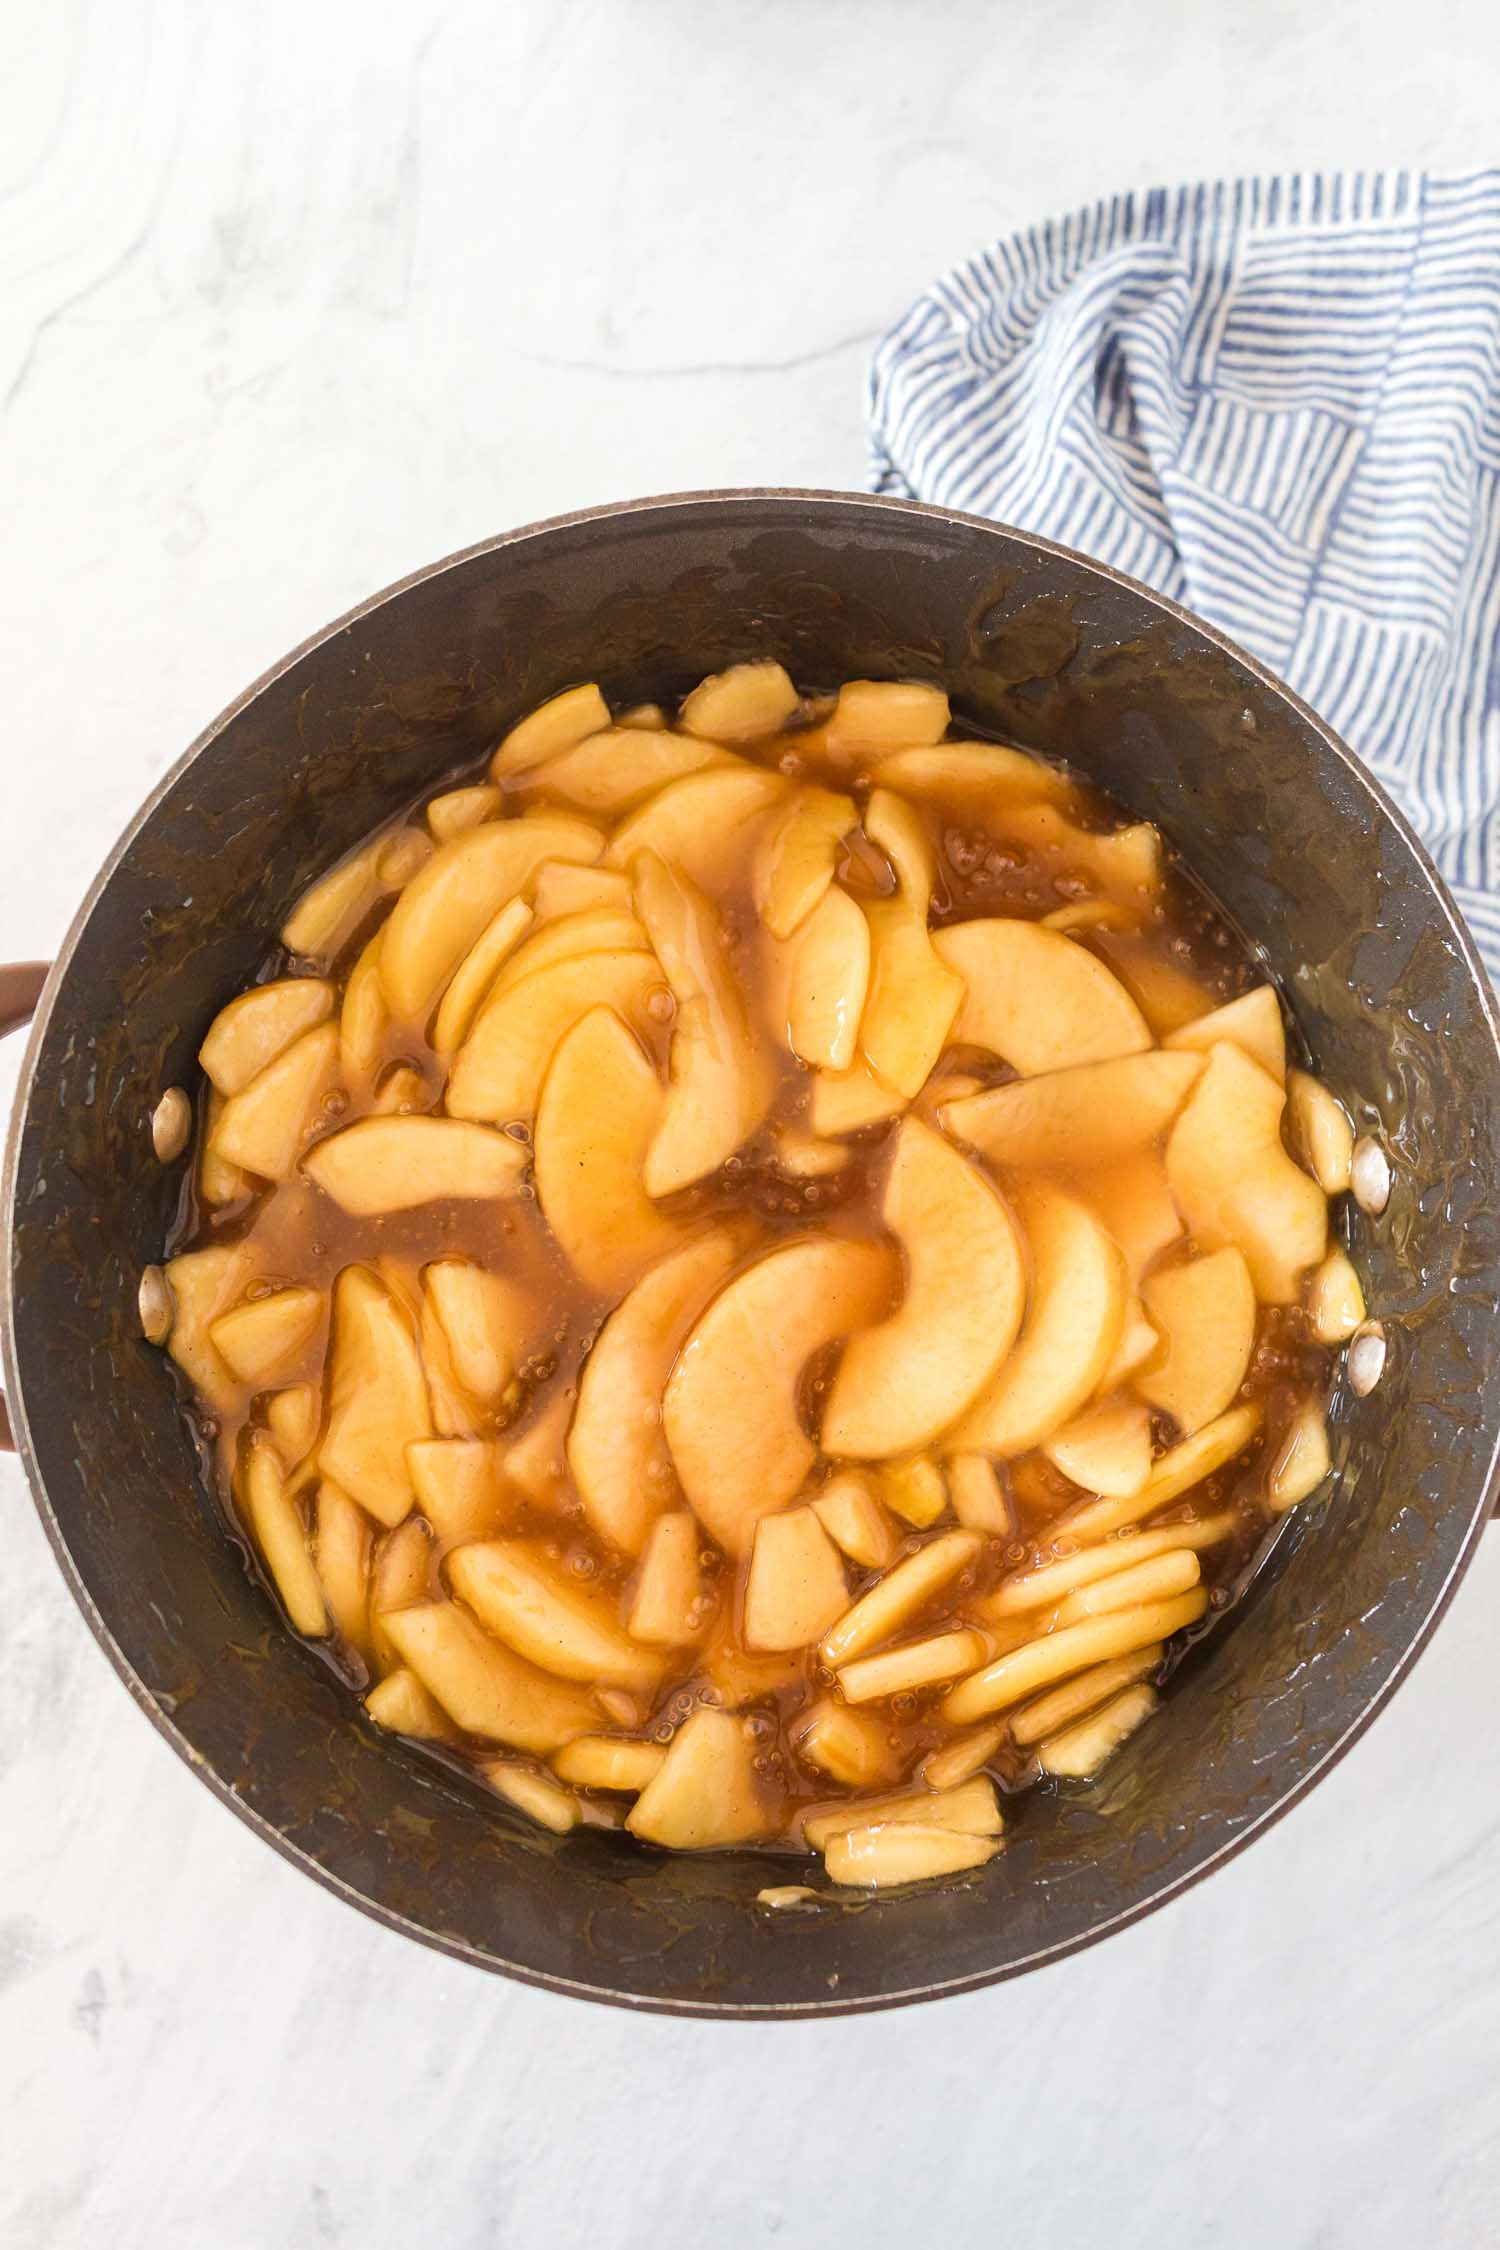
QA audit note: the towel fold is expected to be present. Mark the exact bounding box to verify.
[868,171,1500,976]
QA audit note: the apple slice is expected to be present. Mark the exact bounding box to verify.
[481,908,649,1001]
[200,978,335,1096]
[626,1708,775,1848]
[822,1118,1025,1458]
[605,765,789,894]
[531,860,635,921]
[1164,984,1286,1080]
[535,1007,690,1296]
[501,1391,575,1510]
[479,1760,582,1833]
[305,1116,527,1213]
[1079,1150,1185,1280]
[663,1234,897,1555]
[382,1599,597,1751]
[364,1667,455,1740]
[569,1226,746,1555]
[785,885,871,1072]
[952,1184,1126,1456]
[878,1456,949,1527]
[281,837,388,961]
[836,1626,991,1705]
[552,1736,667,1793]
[986,803,1162,903]
[1165,1042,1327,1302]
[199,1090,254,1207]
[266,1383,320,1473]
[820,1529,983,1668]
[811,1472,900,1569]
[522,726,729,814]
[801,1775,1001,1854]
[680,659,800,740]
[407,1438,509,1541]
[339,930,389,1087]
[1308,1248,1366,1344]
[941,1050,1202,1172]
[809,1061,907,1136]
[314,1482,373,1654]
[858,790,965,1096]
[447,1540,663,1693]
[932,919,1150,1076]
[627,1511,712,1644]
[1037,1681,1158,1778]
[446,949,667,1124]
[773,1125,849,1178]
[1137,1248,1257,1433]
[427,784,503,842]
[793,1699,903,1789]
[876,740,1070,810]
[319,1265,432,1526]
[1063,1401,1263,1541]
[422,1261,532,1410]
[1043,1398,1153,1498]
[946,1453,1011,1533]
[209,1285,323,1387]
[632,852,773,1194]
[209,1022,340,1181]
[429,896,535,1054]
[490,682,611,776]
[743,1509,849,1651]
[1086,930,1214,1036]
[1097,1298,1162,1391]
[1268,1401,1332,1510]
[241,1441,327,1635]
[378,812,603,1021]
[827,678,949,753]
[754,786,858,938]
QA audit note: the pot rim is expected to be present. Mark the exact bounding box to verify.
[6,485,1499,2017]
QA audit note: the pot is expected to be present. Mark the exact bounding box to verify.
[5,489,1498,2017]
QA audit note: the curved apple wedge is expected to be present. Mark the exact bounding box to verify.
[941,1050,1202,1171]
[304,1116,527,1213]
[875,740,1070,809]
[534,1007,689,1296]
[826,678,949,753]
[754,786,858,938]
[490,683,611,776]
[209,1022,340,1182]
[1138,1247,1257,1433]
[521,726,729,815]
[447,1539,664,1693]
[381,1599,597,1751]
[1164,984,1286,1080]
[810,1061,907,1137]
[200,977,335,1096]
[953,1185,1126,1456]
[785,885,871,1072]
[569,1226,747,1556]
[680,659,800,741]
[858,790,965,1096]
[663,1235,898,1555]
[1043,1398,1153,1499]
[1165,1042,1327,1302]
[933,919,1150,1075]
[626,1708,777,1849]
[445,949,667,1124]
[822,1118,1026,1458]
[605,766,789,894]
[985,803,1162,902]
[319,1266,433,1526]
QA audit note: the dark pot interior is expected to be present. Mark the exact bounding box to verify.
[6,490,1500,2015]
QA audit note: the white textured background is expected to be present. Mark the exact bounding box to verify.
[3,4,1499,2245]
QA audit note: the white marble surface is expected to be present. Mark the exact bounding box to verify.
[4,3,1500,2243]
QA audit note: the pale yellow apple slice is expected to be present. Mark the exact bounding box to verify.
[946,1453,1012,1533]
[490,682,611,776]
[378,811,603,1021]
[208,1022,340,1181]
[878,1456,949,1527]
[1137,1248,1257,1433]
[1037,1681,1159,1778]
[941,1050,1202,1172]
[743,1509,849,1651]
[632,851,773,1194]
[1164,984,1286,1080]
[754,785,858,938]
[501,1391,574,1509]
[382,1599,597,1751]
[552,1736,667,1793]
[535,1007,689,1296]
[422,1261,532,1410]
[820,1529,983,1668]
[1008,1648,1164,1746]
[785,885,871,1072]
[199,1089,254,1207]
[447,1540,663,1693]
[319,1265,432,1526]
[1079,1149,1185,1280]
[932,919,1150,1075]
[407,1437,509,1541]
[303,1116,526,1213]
[241,1441,327,1636]
[617,703,667,731]
[445,949,666,1123]
[941,1589,1207,1725]
[531,860,635,920]
[812,1471,900,1569]
[876,740,1070,810]
[801,1775,1001,1854]
[952,1184,1126,1456]
[827,678,949,753]
[662,1234,896,1555]
[339,930,388,1086]
[626,1708,776,1848]
[1043,1397,1153,1498]
[822,1118,1026,1458]
[1165,1042,1327,1301]
[795,1700,903,1789]
[836,1626,991,1705]
[1063,1401,1262,1540]
[1286,1069,1355,1194]
[364,1667,455,1739]
[679,659,800,740]
[314,1482,373,1654]
[605,765,789,894]
[569,1226,746,1555]
[522,726,729,814]
[281,836,387,960]
[809,1061,907,1136]
[627,1511,712,1643]
[266,1383,320,1472]
[858,790,965,1096]
[200,977,336,1096]
[1097,1298,1162,1391]
[209,1286,323,1387]
[987,803,1162,903]
[427,783,503,842]
[429,895,535,1054]
[773,1125,849,1178]
[1267,1400,1332,1510]
[483,908,649,1001]
[478,1760,582,1833]
[368,1516,433,1678]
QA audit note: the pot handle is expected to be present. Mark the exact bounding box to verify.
[1,962,51,1448]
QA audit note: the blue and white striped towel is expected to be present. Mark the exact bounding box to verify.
[868,172,1500,977]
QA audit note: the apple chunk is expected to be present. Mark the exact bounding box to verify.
[785,884,871,1072]
[1043,1397,1153,1498]
[200,977,335,1096]
[626,1708,777,1848]
[319,1265,433,1526]
[827,678,949,752]
[679,659,800,741]
[209,1022,340,1181]
[1164,984,1286,1080]
[534,1006,689,1296]
[521,726,728,814]
[161,1245,255,1411]
[822,1118,1026,1458]
[382,1599,596,1751]
[857,790,966,1096]
[952,1184,1126,1456]
[1165,1042,1327,1302]
[490,682,611,776]
[627,1511,712,1644]
[932,919,1149,1075]
[445,948,666,1124]
[663,1234,897,1555]
[605,765,789,895]
[794,1699,902,1788]
[809,1061,907,1137]
[942,1051,1201,1172]
[422,1260,533,1410]
[754,785,858,938]
[447,1540,663,1693]
[743,1509,849,1650]
[1138,1248,1257,1433]
[209,1286,323,1387]
[304,1116,526,1212]
[875,740,1070,811]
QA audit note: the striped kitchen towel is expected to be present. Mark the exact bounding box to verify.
[868,172,1500,976]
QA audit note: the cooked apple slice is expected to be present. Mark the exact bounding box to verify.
[368,1514,433,1676]
[1041,900,1135,935]
[523,726,729,814]
[680,659,800,739]
[364,1667,455,1739]
[754,786,859,938]
[933,919,1149,1076]
[1079,1150,1185,1280]
[945,1453,1011,1534]
[266,1383,320,1473]
[827,678,949,753]
[1098,1298,1162,1392]
[812,1471,901,1569]
[1267,1400,1332,1509]
[627,1511,712,1644]
[876,740,1070,810]
[319,1265,432,1526]
[632,852,773,1194]
[1084,930,1213,1036]
[313,1482,373,1653]
[483,908,649,1002]
[663,1234,896,1555]
[858,790,965,1096]
[773,1125,849,1178]
[281,837,388,960]
[304,1116,526,1213]
[1054,1547,1201,1626]
[952,1184,1126,1456]
[447,1540,663,1693]
[743,1509,849,1650]
[809,1061,907,1136]
[446,949,666,1124]
[820,1530,983,1667]
[378,812,603,1021]
[1166,1042,1327,1302]
[785,885,871,1072]
[605,765,789,894]
[1064,1401,1263,1540]
[242,1441,327,1636]
[501,1391,574,1510]
[1008,1647,1164,1746]
[920,1724,1009,1790]
[837,1626,991,1704]
[427,784,503,841]
[1138,1248,1256,1433]
[209,1285,323,1387]
[552,1736,666,1792]
[407,1437,508,1541]
[877,1456,949,1527]
[198,1089,254,1207]
[569,1227,746,1555]
[535,1007,689,1296]
[422,1261,531,1411]
[339,930,388,1087]
[699,1618,808,1708]
[200,978,335,1096]
[1043,1398,1153,1498]
[794,1699,902,1788]
[429,895,534,1054]
[1165,984,1286,1080]
[162,1245,257,1410]
[209,1022,340,1181]
[987,803,1162,903]
[941,1590,1207,1725]
[477,1759,583,1833]
[1286,1069,1355,1194]
[1038,1681,1158,1778]
[382,1599,596,1750]
[491,682,611,776]
[531,860,635,921]
[626,1708,775,1848]
[801,1775,1001,1856]
[942,1051,1202,1172]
